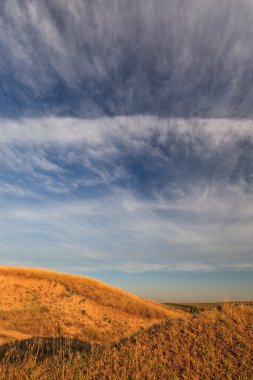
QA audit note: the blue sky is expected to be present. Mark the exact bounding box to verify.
[0,0,253,301]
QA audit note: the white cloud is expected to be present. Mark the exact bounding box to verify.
[0,116,252,195]
[1,180,253,272]
[1,1,253,116]
[0,115,252,146]
[0,116,253,272]
[0,183,33,197]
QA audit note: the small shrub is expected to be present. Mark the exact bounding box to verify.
[190,306,199,314]
[39,306,49,313]
[83,326,100,340]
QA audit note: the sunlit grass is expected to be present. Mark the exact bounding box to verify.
[0,267,183,346]
[0,303,252,379]
[0,266,173,319]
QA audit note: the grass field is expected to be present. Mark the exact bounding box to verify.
[0,267,252,379]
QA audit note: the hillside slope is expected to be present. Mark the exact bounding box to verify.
[0,267,183,344]
[86,303,253,379]
[0,303,251,379]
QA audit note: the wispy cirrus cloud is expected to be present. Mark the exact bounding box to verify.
[1,0,253,117]
[1,183,253,273]
[1,116,253,196]
[0,116,253,273]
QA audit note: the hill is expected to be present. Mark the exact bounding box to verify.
[0,303,251,379]
[0,267,183,345]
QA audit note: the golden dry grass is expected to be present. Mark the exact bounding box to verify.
[0,267,183,345]
[0,303,252,379]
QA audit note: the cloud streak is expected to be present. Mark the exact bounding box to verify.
[1,116,253,195]
[1,0,253,117]
[1,183,253,273]
[0,116,253,273]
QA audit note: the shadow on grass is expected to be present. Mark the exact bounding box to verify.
[0,337,92,361]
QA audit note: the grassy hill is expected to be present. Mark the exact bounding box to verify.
[0,302,252,379]
[0,267,252,379]
[0,267,182,345]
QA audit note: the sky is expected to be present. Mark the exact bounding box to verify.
[0,0,253,302]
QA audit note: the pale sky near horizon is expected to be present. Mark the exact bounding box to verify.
[0,0,252,301]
